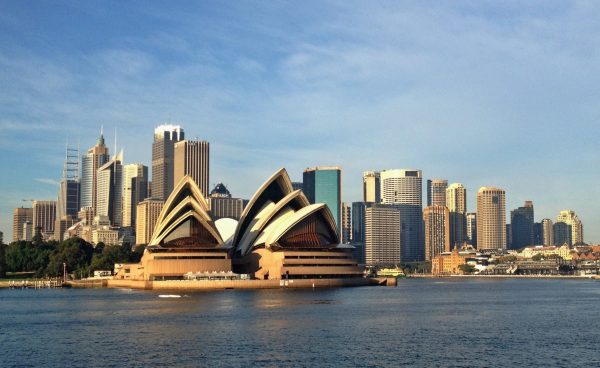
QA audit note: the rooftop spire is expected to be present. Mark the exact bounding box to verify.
[97,125,105,146]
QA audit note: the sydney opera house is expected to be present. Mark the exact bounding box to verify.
[115,168,366,285]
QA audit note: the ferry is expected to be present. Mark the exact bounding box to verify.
[376,268,405,278]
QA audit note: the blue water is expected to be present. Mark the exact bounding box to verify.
[1,278,599,367]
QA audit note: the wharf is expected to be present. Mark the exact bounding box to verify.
[68,277,396,290]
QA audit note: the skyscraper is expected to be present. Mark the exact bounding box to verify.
[476,187,506,251]
[122,164,148,228]
[32,200,57,238]
[152,124,184,201]
[208,183,244,220]
[303,167,342,233]
[12,207,32,242]
[362,171,381,203]
[510,201,534,249]
[135,198,164,245]
[553,222,572,246]
[351,201,374,264]
[556,210,584,245]
[427,179,448,207]
[80,129,109,214]
[341,202,351,244]
[174,139,209,198]
[380,169,423,262]
[541,218,553,246]
[466,212,477,247]
[533,222,543,245]
[446,183,467,248]
[57,144,80,219]
[96,150,123,227]
[423,205,450,260]
[365,204,401,266]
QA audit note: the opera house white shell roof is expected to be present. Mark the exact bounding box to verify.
[148,169,340,257]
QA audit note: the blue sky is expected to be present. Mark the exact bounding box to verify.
[1,1,599,242]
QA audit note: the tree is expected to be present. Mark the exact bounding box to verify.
[458,264,476,274]
[90,244,131,272]
[129,244,146,263]
[46,237,94,276]
[0,243,6,278]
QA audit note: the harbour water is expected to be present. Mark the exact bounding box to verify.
[1,278,599,367]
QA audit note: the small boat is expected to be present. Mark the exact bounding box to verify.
[158,294,182,298]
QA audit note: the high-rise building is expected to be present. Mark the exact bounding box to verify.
[427,179,448,207]
[510,201,534,249]
[122,164,148,228]
[556,210,584,245]
[208,183,244,220]
[12,207,33,242]
[96,151,123,227]
[541,218,553,246]
[423,205,450,260]
[446,183,467,248]
[553,222,572,246]
[380,169,423,262]
[533,222,543,245]
[351,202,374,264]
[466,212,477,247]
[23,221,33,242]
[174,139,210,198]
[363,171,381,203]
[80,129,109,214]
[303,167,342,233]
[152,124,184,201]
[291,182,303,191]
[54,216,77,242]
[365,204,401,266]
[476,187,506,251]
[32,200,57,238]
[135,198,164,245]
[341,202,351,244]
[57,144,80,220]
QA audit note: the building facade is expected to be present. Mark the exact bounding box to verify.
[362,171,381,203]
[32,200,57,238]
[380,169,423,262]
[341,202,351,244]
[365,204,401,266]
[80,130,109,214]
[556,210,583,245]
[12,207,33,242]
[122,163,148,228]
[553,221,572,246]
[423,205,450,260]
[135,198,164,245]
[96,151,123,227]
[302,166,342,233]
[466,212,477,247]
[208,183,244,220]
[541,218,553,246]
[427,179,448,207]
[510,201,534,249]
[151,124,184,201]
[446,182,467,248]
[174,139,210,198]
[476,187,506,251]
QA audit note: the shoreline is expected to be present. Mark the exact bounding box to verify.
[407,274,599,279]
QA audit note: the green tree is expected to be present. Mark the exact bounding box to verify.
[0,243,7,278]
[46,237,94,276]
[129,244,146,263]
[458,264,476,274]
[90,244,131,272]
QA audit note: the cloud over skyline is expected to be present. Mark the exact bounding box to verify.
[1,1,599,242]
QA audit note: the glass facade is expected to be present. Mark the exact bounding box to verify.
[303,168,341,234]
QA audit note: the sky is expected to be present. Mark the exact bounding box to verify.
[1,1,599,243]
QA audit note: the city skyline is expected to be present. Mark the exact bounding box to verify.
[1,2,599,242]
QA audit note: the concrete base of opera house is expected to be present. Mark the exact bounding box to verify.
[68,277,396,290]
